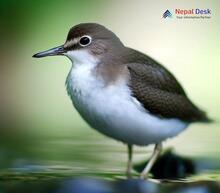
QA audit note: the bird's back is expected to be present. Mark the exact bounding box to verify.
[125,48,211,123]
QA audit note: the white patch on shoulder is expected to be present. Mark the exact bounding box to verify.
[65,50,189,146]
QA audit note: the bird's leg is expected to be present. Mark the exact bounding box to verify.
[126,144,133,178]
[140,143,162,179]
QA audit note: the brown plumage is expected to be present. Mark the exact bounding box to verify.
[125,48,210,123]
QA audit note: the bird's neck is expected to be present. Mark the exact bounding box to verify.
[66,49,99,68]
[65,49,129,86]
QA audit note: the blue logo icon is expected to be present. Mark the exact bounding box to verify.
[163,10,172,18]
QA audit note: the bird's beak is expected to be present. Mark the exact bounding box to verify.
[32,45,66,58]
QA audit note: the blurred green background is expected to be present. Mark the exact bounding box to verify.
[0,0,219,175]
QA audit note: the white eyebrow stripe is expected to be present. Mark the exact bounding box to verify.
[64,38,80,48]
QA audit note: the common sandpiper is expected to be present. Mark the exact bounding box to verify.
[33,23,211,179]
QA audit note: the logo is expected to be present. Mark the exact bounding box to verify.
[162,8,211,19]
[163,10,172,18]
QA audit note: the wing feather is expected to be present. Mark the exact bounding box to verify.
[127,59,210,122]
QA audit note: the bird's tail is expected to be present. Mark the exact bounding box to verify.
[197,109,213,123]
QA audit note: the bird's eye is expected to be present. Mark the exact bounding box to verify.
[79,35,92,47]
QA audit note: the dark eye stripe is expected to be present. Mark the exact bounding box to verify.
[64,38,79,50]
[63,44,76,51]
[64,35,92,50]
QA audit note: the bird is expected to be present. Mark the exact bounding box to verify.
[33,23,211,179]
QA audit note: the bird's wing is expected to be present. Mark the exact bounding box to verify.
[127,61,209,122]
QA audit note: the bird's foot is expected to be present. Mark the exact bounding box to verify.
[140,172,149,180]
[126,170,133,179]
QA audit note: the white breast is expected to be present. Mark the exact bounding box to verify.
[65,50,188,146]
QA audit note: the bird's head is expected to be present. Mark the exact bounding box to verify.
[33,23,124,64]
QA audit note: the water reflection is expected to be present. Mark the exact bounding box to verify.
[0,178,220,193]
[0,147,220,193]
[0,134,220,193]
[134,149,196,179]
